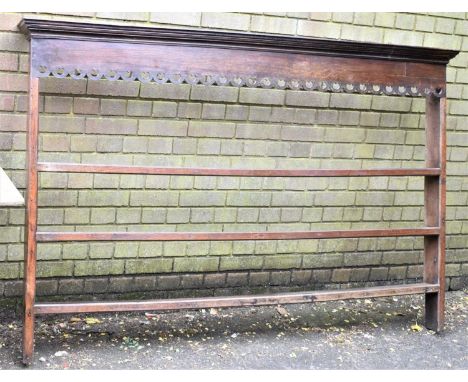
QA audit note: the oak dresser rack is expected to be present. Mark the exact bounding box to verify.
[18,17,459,365]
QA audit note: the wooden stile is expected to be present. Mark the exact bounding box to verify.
[423,95,447,332]
[23,73,39,366]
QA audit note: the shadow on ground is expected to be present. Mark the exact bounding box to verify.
[0,290,466,369]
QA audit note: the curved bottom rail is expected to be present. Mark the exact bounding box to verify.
[34,282,439,314]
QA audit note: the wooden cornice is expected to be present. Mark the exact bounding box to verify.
[19,18,459,65]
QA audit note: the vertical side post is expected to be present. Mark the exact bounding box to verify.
[23,62,39,364]
[424,94,446,332]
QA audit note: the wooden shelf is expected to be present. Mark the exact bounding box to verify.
[34,283,440,314]
[36,227,440,242]
[37,162,441,177]
[19,17,455,364]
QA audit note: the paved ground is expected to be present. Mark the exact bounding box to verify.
[0,290,466,369]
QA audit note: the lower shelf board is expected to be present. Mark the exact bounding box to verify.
[34,282,439,315]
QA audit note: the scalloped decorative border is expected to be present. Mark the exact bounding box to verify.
[33,66,445,98]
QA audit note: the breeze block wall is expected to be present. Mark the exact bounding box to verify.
[0,12,467,299]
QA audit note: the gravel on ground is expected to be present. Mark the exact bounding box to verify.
[0,289,466,369]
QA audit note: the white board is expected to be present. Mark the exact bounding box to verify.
[0,167,24,206]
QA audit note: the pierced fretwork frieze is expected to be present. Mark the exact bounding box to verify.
[33,66,445,98]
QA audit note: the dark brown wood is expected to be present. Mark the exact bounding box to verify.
[34,283,439,315]
[17,16,457,364]
[36,227,440,243]
[19,19,457,97]
[19,18,458,65]
[424,95,446,332]
[37,162,442,177]
[23,74,39,365]
[29,38,446,93]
